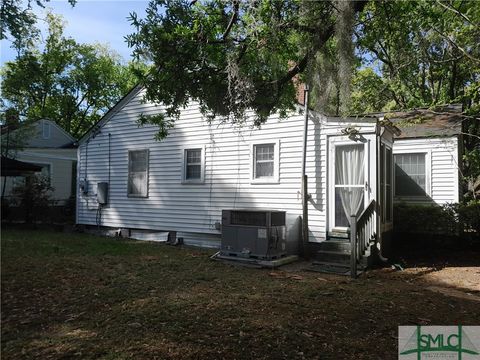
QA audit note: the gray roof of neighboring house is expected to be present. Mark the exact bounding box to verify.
[1,119,76,148]
[369,104,467,139]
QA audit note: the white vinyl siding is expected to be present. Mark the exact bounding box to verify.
[128,150,149,197]
[393,137,460,204]
[76,88,380,246]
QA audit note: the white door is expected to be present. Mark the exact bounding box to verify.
[330,143,367,230]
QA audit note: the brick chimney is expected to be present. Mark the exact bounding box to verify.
[295,81,306,105]
[289,60,307,105]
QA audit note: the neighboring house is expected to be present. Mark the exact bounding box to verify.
[1,119,77,205]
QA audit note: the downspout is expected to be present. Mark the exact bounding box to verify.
[301,85,310,257]
[108,133,111,204]
[75,144,80,225]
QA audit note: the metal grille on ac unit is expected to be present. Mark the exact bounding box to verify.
[220,209,287,260]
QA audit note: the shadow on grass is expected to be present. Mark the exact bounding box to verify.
[1,228,479,360]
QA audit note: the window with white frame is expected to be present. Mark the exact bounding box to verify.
[385,147,393,220]
[394,153,428,197]
[380,144,393,222]
[128,149,149,197]
[183,148,204,183]
[12,176,26,187]
[251,141,279,182]
[36,163,51,183]
[42,121,51,139]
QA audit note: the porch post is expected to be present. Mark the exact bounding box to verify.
[350,214,357,278]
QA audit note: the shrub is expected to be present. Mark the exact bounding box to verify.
[457,200,480,236]
[393,203,458,235]
[393,201,480,240]
[11,175,54,223]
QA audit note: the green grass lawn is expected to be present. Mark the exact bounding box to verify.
[1,229,479,359]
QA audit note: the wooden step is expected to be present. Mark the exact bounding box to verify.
[308,261,363,276]
[327,231,350,240]
[317,240,351,253]
[315,250,351,264]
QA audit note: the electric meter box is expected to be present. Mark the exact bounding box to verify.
[79,179,88,194]
[97,182,109,205]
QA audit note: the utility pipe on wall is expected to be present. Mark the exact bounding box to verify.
[301,85,310,178]
[301,85,310,257]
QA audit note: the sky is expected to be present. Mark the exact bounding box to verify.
[0,0,149,65]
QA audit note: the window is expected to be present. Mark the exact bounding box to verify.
[334,144,365,228]
[12,176,26,187]
[42,121,51,139]
[394,153,428,197]
[183,148,204,183]
[254,144,274,178]
[251,141,279,183]
[36,163,51,183]
[128,150,149,197]
[385,147,392,221]
[380,145,393,222]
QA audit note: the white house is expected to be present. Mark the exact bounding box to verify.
[76,86,463,272]
[1,119,77,205]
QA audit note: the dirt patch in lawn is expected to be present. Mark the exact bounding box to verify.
[2,229,479,360]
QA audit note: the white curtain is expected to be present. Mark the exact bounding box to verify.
[335,145,365,225]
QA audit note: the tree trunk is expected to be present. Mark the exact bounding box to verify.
[449,59,457,100]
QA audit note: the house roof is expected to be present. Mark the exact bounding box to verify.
[369,104,467,139]
[1,119,77,148]
[1,156,42,176]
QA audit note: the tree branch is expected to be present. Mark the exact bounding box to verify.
[274,24,335,89]
[431,26,480,64]
[435,0,477,25]
[222,1,239,40]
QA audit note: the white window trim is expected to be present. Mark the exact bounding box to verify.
[127,149,149,198]
[381,143,393,226]
[182,145,205,184]
[42,121,51,139]
[250,139,280,184]
[392,149,431,199]
[35,162,53,180]
[327,135,369,232]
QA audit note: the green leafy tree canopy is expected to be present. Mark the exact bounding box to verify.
[126,0,367,138]
[1,12,145,138]
[126,0,479,140]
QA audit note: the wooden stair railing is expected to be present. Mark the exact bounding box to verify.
[350,200,376,278]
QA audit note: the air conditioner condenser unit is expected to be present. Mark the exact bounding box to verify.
[220,209,287,260]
